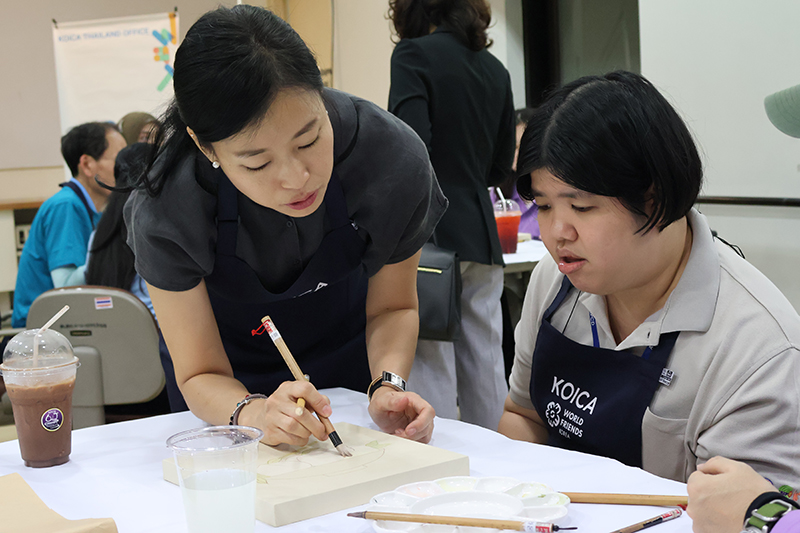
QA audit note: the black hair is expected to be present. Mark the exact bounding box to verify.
[389,0,493,52]
[85,143,151,289]
[516,70,702,233]
[515,107,536,126]
[60,122,120,177]
[139,5,324,196]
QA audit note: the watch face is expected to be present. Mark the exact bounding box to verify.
[382,371,407,391]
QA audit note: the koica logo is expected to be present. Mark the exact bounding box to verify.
[545,401,561,428]
[551,376,597,414]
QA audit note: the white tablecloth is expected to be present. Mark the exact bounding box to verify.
[503,239,548,273]
[0,388,690,532]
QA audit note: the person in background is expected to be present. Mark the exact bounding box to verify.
[491,107,539,239]
[388,0,515,430]
[490,107,539,380]
[11,122,126,327]
[499,71,800,487]
[84,142,170,417]
[683,80,800,533]
[117,112,160,145]
[86,143,153,313]
[125,6,444,447]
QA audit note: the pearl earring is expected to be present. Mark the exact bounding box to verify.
[212,161,220,169]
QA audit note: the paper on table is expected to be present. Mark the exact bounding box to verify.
[0,473,118,533]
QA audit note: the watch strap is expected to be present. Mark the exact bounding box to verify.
[743,492,799,533]
[367,371,407,401]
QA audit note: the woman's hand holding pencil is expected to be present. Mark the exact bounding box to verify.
[250,315,434,447]
[235,380,336,448]
[252,316,352,456]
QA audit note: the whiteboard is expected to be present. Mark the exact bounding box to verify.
[0,0,222,171]
[639,0,800,199]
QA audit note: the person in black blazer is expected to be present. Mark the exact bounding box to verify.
[389,0,516,430]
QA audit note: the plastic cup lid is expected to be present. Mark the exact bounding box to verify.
[1,329,75,371]
[494,199,520,212]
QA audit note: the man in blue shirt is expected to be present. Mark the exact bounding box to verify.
[12,122,127,327]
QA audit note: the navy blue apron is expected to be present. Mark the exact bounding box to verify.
[530,276,678,467]
[161,171,372,412]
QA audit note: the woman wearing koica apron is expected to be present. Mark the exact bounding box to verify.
[124,6,446,446]
[498,71,800,488]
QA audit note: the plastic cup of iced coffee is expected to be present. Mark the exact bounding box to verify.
[494,199,522,254]
[0,329,79,468]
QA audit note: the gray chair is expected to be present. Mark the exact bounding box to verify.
[26,286,165,429]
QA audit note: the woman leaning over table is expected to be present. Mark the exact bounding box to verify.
[124,6,445,446]
[498,71,800,487]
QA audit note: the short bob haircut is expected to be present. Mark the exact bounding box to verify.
[139,5,323,196]
[388,0,493,52]
[516,71,702,234]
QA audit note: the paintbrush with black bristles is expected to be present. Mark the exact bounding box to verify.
[253,315,353,457]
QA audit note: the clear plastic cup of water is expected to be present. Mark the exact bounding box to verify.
[167,425,263,533]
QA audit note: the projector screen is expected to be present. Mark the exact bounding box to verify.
[639,0,800,199]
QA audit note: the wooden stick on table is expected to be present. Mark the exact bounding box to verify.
[348,511,576,531]
[563,493,688,507]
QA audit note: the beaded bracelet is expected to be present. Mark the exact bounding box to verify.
[229,393,269,425]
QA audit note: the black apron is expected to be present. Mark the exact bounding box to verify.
[530,276,678,467]
[161,172,372,411]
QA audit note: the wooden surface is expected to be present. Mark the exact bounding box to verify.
[0,199,44,211]
[163,422,470,527]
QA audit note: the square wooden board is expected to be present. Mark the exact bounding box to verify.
[163,422,470,526]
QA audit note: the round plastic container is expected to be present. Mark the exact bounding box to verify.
[167,425,264,533]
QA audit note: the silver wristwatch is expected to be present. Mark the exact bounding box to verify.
[367,371,407,401]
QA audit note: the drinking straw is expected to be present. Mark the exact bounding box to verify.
[32,305,69,365]
[495,187,508,211]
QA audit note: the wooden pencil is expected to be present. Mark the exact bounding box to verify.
[347,511,575,532]
[259,316,352,457]
[562,493,688,507]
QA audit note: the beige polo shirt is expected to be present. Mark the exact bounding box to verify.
[509,209,800,485]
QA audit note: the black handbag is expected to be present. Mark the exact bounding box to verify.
[417,242,462,341]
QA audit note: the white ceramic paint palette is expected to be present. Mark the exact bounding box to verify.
[367,476,570,532]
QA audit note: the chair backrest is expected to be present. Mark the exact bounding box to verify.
[27,286,165,415]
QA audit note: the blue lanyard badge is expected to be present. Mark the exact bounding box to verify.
[587,310,674,385]
[589,311,659,363]
[588,312,600,348]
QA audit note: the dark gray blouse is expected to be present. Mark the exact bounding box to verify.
[125,89,447,293]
